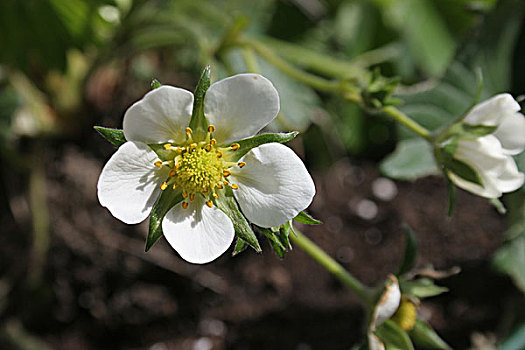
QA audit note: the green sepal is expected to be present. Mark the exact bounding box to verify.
[375,320,414,350]
[148,143,174,162]
[232,238,248,256]
[146,187,183,251]
[94,126,127,147]
[447,178,457,217]
[230,131,299,162]
[151,78,162,90]
[294,211,322,225]
[215,189,261,252]
[490,198,507,214]
[400,278,448,298]
[461,124,497,138]
[445,157,483,187]
[189,66,211,138]
[408,319,452,350]
[279,221,293,250]
[261,227,287,258]
[397,225,418,276]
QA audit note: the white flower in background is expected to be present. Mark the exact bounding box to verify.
[97,74,316,264]
[447,94,525,198]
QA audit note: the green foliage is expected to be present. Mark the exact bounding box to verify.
[400,278,448,298]
[408,319,452,350]
[146,187,183,251]
[397,225,418,276]
[500,322,525,350]
[294,211,322,225]
[189,66,211,136]
[380,138,439,181]
[231,131,298,161]
[375,320,414,350]
[94,126,126,147]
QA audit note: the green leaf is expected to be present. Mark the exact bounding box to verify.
[375,320,414,350]
[461,123,497,137]
[189,66,211,137]
[151,78,162,89]
[444,157,483,187]
[409,319,452,350]
[500,321,525,350]
[232,238,248,257]
[380,138,440,181]
[293,211,322,225]
[397,225,418,276]
[146,187,183,251]
[400,278,448,298]
[230,131,298,162]
[447,178,457,217]
[215,190,261,252]
[493,233,525,294]
[94,126,127,147]
[261,227,287,258]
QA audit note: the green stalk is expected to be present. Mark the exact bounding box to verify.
[290,229,375,305]
[382,106,432,140]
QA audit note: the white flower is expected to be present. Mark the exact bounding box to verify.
[368,274,401,350]
[447,94,525,198]
[97,74,316,264]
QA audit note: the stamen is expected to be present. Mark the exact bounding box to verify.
[160,182,168,191]
[154,161,163,168]
[206,200,213,208]
[238,161,246,168]
[163,143,172,150]
[223,169,231,177]
[182,191,188,198]
[216,150,223,158]
[205,144,212,152]
[172,184,178,189]
[230,143,240,151]
[169,170,176,177]
[208,125,215,132]
[231,183,239,190]
[185,127,193,135]
[182,201,189,210]
[223,180,229,186]
[216,183,223,189]
[189,193,195,202]
[210,138,217,145]
[212,193,219,199]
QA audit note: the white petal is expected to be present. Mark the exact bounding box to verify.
[123,86,193,144]
[493,111,525,155]
[204,74,280,144]
[493,157,525,193]
[372,275,401,328]
[448,171,501,198]
[97,141,169,224]
[454,136,507,175]
[230,143,315,227]
[463,93,520,126]
[162,197,235,264]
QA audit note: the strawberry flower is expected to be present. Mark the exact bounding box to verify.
[97,74,315,263]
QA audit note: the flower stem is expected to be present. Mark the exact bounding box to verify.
[290,229,374,304]
[381,106,432,140]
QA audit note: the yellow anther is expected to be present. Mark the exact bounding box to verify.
[163,143,172,150]
[223,169,231,177]
[210,138,217,145]
[231,143,240,151]
[185,127,193,135]
[202,189,209,193]
[189,193,195,202]
[216,183,223,189]
[238,161,246,168]
[208,125,215,132]
[172,184,178,190]
[205,144,212,152]
[182,191,188,198]
[206,200,213,208]
[154,161,163,168]
[169,170,176,177]
[182,201,189,210]
[231,183,239,190]
[160,182,168,191]
[212,193,219,199]
[216,151,223,158]
[223,180,229,186]
[190,143,197,150]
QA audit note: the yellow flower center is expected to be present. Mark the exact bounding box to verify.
[154,125,245,208]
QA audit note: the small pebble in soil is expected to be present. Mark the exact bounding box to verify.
[193,337,213,350]
[372,177,398,201]
[336,246,354,263]
[364,228,383,245]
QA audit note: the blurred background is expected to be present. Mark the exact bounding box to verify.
[1,0,525,349]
